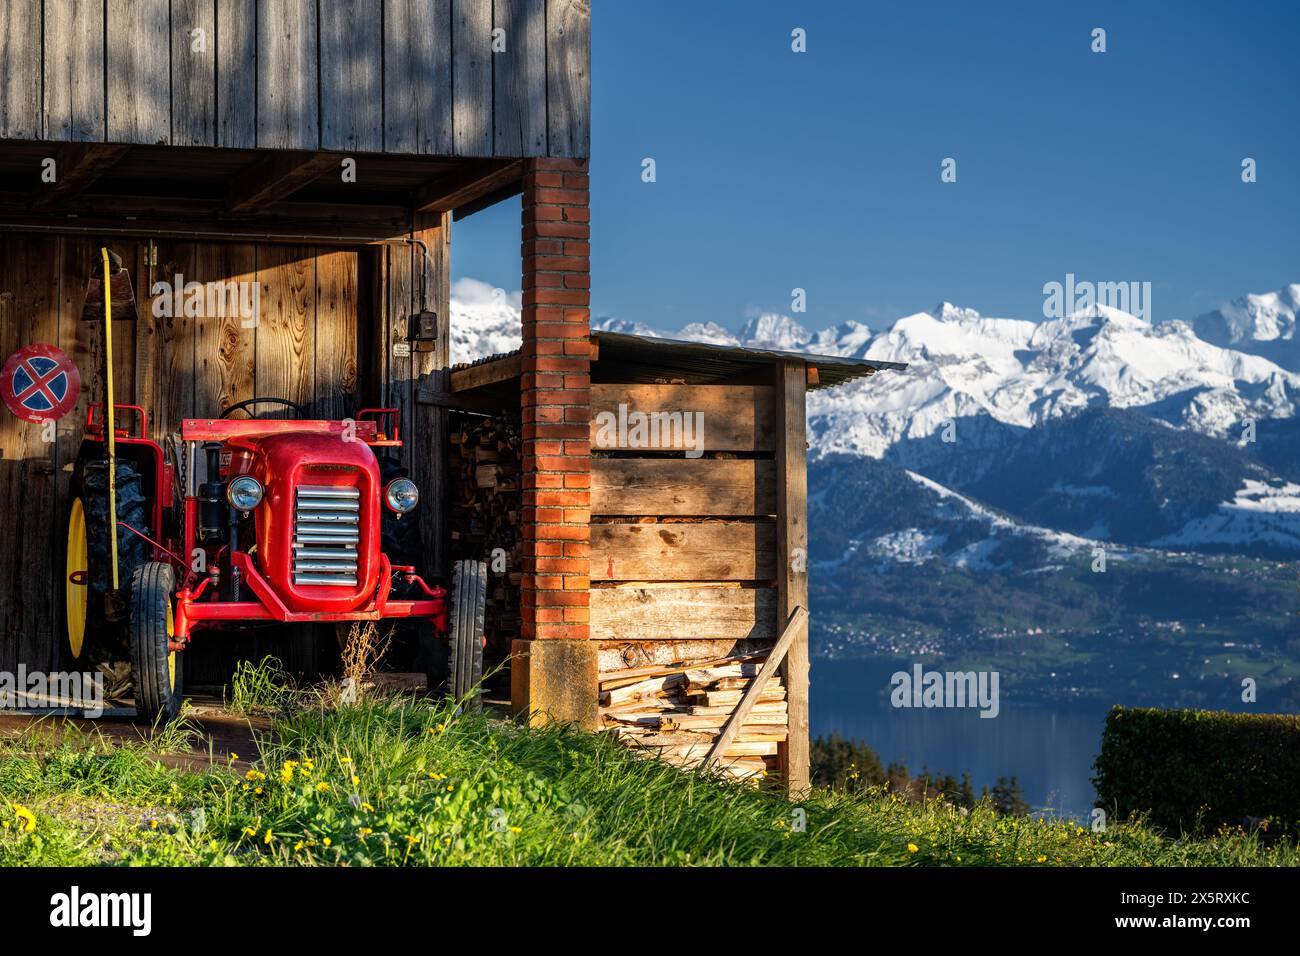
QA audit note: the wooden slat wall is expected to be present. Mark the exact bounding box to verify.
[0,230,448,675]
[0,0,591,158]
[590,375,806,787]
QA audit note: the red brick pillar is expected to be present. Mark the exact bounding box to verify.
[512,157,598,727]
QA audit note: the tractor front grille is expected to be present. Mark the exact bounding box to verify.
[292,486,360,586]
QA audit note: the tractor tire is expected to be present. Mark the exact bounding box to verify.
[80,459,150,598]
[448,559,487,707]
[129,562,184,723]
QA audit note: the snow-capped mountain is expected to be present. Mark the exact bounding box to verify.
[1185,284,1300,370]
[450,281,1300,555]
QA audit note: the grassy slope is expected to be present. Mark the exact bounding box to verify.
[1,694,1295,867]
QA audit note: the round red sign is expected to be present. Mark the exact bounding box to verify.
[1,344,82,423]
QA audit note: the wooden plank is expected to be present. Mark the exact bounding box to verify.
[320,0,383,152]
[227,151,337,214]
[545,0,590,158]
[44,0,106,141]
[592,458,777,516]
[172,0,217,147]
[449,353,521,392]
[412,159,522,212]
[106,0,171,144]
[254,245,315,413]
[493,0,546,156]
[257,0,319,150]
[590,522,777,581]
[0,235,61,672]
[591,587,776,641]
[0,0,41,139]
[452,0,493,156]
[775,361,810,796]
[32,145,131,210]
[591,384,775,452]
[383,0,453,154]
[703,607,806,771]
[193,242,257,416]
[216,0,257,148]
[410,212,450,575]
[153,243,200,430]
[314,248,359,419]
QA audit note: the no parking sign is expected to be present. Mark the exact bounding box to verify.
[1,344,82,423]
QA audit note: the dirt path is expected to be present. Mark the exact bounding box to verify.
[0,694,271,772]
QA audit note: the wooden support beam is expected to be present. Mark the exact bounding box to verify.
[775,360,810,796]
[448,353,522,392]
[411,159,522,213]
[31,144,131,210]
[226,150,337,213]
[702,606,807,770]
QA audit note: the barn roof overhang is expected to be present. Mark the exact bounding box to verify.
[428,331,906,411]
[0,141,522,244]
[589,331,907,390]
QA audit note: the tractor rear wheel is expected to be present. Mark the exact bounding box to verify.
[77,458,150,628]
[129,562,183,722]
[65,457,149,663]
[448,559,487,707]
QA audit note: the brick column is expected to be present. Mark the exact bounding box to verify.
[512,157,598,727]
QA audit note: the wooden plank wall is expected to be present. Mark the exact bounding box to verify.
[0,225,450,678]
[589,380,809,784]
[0,0,590,158]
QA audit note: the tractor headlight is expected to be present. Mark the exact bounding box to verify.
[227,476,264,512]
[385,478,419,514]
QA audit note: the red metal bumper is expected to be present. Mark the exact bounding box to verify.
[173,552,448,641]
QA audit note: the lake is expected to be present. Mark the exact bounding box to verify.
[811,658,1107,821]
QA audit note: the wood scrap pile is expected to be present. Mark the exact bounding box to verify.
[449,415,522,653]
[598,652,787,780]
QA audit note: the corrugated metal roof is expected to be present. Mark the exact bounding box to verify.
[591,331,906,390]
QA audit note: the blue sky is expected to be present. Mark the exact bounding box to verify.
[452,0,1299,334]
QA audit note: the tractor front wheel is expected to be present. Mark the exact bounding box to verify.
[448,559,487,707]
[129,562,183,722]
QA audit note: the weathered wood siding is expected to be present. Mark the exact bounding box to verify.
[0,222,450,677]
[589,376,807,788]
[1,0,590,157]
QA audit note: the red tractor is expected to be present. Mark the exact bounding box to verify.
[64,398,487,721]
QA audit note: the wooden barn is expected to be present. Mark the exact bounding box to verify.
[0,0,902,793]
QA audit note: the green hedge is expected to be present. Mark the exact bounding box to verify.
[1094,706,1300,836]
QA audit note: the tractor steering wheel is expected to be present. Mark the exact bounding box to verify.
[219,397,308,419]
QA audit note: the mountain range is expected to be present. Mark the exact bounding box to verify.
[451,278,1300,704]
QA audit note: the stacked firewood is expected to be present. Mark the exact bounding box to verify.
[598,653,788,780]
[449,416,523,652]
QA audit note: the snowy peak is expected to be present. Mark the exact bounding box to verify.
[738,312,812,351]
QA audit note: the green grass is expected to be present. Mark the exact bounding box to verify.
[1,692,1296,866]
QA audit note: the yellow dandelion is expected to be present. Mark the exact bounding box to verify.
[361,802,374,813]
[509,826,521,834]
[316,782,331,793]
[351,775,360,786]
[12,805,36,833]
[1036,855,1047,863]
[358,827,373,837]
[405,834,421,845]
[294,841,304,851]
[339,757,352,764]
[907,843,919,854]
[323,837,332,848]
[150,819,159,830]
[263,828,274,844]
[254,787,263,795]
[241,827,257,837]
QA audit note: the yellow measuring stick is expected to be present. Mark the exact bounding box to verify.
[102,247,119,593]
